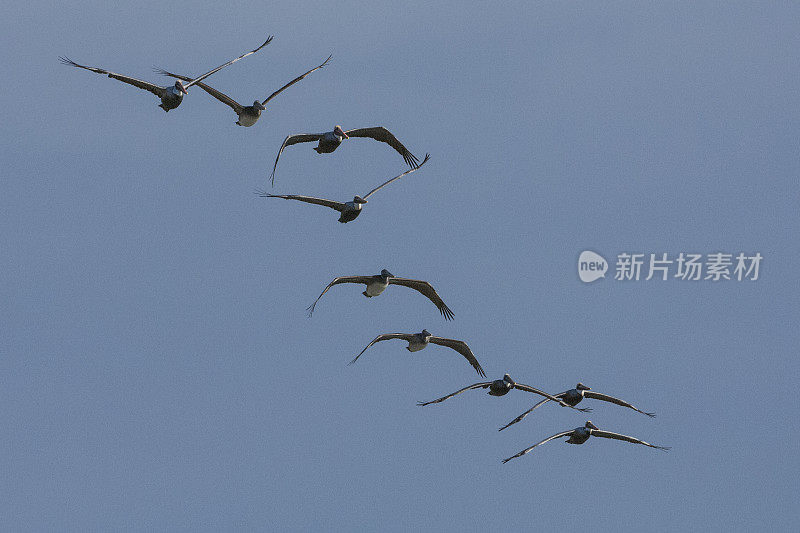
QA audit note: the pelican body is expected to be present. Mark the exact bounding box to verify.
[159,82,188,111]
[339,196,368,223]
[315,125,349,153]
[363,269,392,297]
[487,374,516,396]
[236,102,267,126]
[405,329,432,352]
[565,421,595,445]
[562,383,591,406]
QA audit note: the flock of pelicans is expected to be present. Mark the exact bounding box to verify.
[61,34,669,462]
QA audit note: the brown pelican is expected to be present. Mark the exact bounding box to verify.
[269,125,420,185]
[256,154,430,223]
[351,329,486,377]
[502,421,669,463]
[155,55,331,125]
[417,374,591,411]
[306,268,453,320]
[59,36,272,112]
[498,382,655,431]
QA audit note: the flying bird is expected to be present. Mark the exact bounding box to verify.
[501,421,669,463]
[417,374,591,411]
[59,35,273,112]
[256,154,430,223]
[351,329,485,377]
[155,54,331,126]
[306,268,453,320]
[269,125,420,185]
[499,382,655,431]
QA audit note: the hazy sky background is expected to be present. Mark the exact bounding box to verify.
[2,1,798,530]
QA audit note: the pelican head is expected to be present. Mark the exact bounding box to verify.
[584,421,599,430]
[421,329,431,337]
[352,195,368,204]
[380,269,394,278]
[576,383,591,391]
[333,125,349,139]
[174,80,188,94]
[254,100,266,111]
[502,373,516,385]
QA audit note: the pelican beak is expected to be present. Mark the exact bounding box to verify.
[335,126,349,139]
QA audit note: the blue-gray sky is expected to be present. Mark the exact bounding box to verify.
[2,1,798,530]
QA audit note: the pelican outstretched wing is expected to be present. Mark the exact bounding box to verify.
[427,337,485,377]
[513,384,588,411]
[388,274,452,320]
[361,154,430,200]
[154,69,243,113]
[262,55,332,105]
[184,35,273,89]
[345,126,421,168]
[590,430,670,451]
[501,431,575,463]
[269,133,326,185]
[417,382,492,406]
[583,391,655,417]
[256,191,344,211]
[306,276,375,317]
[349,333,416,365]
[498,392,568,431]
[60,57,167,98]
